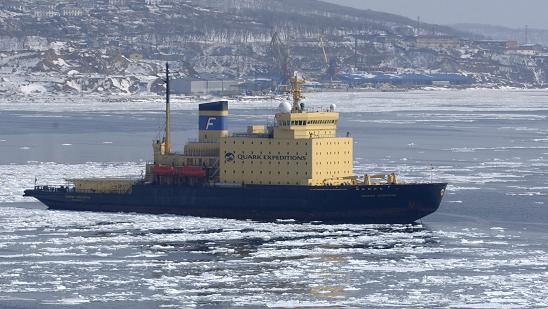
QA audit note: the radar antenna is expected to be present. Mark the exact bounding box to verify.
[289,73,305,112]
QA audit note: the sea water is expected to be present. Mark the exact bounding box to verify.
[0,89,547,308]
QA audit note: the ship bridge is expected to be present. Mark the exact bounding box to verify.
[274,111,339,139]
[219,102,354,186]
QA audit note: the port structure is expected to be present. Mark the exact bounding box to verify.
[147,64,361,187]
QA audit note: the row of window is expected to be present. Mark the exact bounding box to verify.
[232,181,301,185]
[314,151,349,155]
[315,161,351,165]
[224,170,308,175]
[225,140,309,145]
[315,141,349,146]
[278,119,337,126]
[316,171,351,175]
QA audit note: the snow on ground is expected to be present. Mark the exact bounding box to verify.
[18,83,48,94]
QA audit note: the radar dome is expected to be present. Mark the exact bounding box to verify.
[329,104,337,112]
[278,101,292,113]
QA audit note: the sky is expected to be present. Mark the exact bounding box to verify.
[323,0,548,30]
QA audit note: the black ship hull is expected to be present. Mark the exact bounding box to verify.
[24,183,447,224]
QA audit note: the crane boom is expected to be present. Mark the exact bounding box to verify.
[319,36,328,66]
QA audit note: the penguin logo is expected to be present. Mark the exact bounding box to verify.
[225,152,235,162]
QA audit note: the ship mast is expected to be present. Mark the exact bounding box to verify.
[164,62,171,154]
[289,73,304,112]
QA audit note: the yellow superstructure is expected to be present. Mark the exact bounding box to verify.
[147,73,364,187]
[72,178,137,193]
[218,104,354,185]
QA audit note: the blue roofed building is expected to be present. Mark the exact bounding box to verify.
[336,72,474,86]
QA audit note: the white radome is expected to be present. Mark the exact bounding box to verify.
[330,103,336,111]
[278,101,292,113]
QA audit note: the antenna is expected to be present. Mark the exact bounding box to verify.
[525,25,529,44]
[164,62,171,154]
[289,73,304,112]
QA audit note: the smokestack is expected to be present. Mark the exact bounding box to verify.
[198,101,229,143]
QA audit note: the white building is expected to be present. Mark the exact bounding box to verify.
[62,7,83,17]
[33,5,59,18]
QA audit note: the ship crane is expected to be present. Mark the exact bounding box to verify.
[319,36,329,68]
[319,35,336,81]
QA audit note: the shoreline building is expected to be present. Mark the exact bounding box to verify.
[171,77,239,96]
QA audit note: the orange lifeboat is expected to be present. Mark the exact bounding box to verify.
[179,165,207,177]
[152,164,176,176]
[152,164,207,177]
